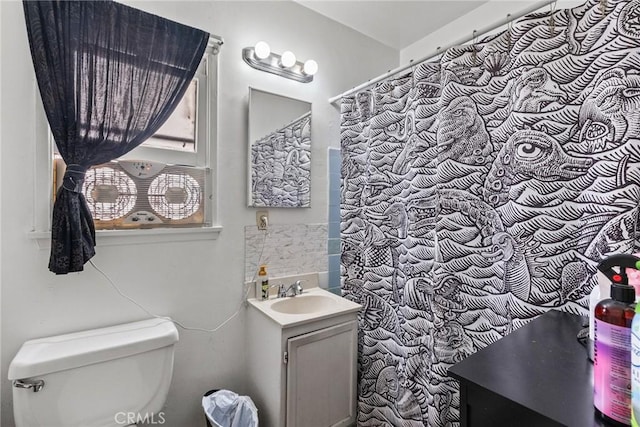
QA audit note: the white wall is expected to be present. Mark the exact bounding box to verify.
[0,1,397,426]
[250,88,311,143]
[401,0,584,65]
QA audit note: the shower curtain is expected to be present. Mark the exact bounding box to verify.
[339,0,640,425]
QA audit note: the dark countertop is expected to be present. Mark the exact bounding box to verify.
[449,310,606,427]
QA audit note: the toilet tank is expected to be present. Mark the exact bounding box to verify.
[8,318,179,427]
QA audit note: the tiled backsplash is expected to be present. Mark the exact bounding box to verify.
[244,223,328,281]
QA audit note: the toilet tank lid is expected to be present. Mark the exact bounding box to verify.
[8,318,178,380]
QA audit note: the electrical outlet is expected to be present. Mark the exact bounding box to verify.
[256,210,269,230]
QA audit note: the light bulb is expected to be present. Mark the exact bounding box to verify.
[303,59,318,76]
[254,41,270,60]
[280,51,296,68]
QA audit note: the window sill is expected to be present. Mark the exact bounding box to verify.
[28,226,223,249]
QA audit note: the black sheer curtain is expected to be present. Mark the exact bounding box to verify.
[23,1,209,274]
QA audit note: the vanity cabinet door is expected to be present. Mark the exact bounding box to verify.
[286,320,357,427]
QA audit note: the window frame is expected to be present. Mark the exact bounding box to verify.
[30,37,223,246]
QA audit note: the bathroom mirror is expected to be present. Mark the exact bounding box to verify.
[248,88,311,207]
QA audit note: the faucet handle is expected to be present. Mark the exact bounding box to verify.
[278,284,286,298]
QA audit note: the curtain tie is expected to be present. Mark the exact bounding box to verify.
[62,164,88,193]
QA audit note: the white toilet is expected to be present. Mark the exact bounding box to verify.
[8,318,179,427]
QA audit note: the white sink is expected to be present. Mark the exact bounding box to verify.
[247,274,361,328]
[270,294,335,314]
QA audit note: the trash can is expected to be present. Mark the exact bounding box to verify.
[202,389,258,427]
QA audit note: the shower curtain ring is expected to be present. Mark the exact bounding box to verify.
[471,30,479,66]
[409,59,416,87]
[549,1,557,35]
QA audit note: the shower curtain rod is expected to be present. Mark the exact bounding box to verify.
[328,0,556,105]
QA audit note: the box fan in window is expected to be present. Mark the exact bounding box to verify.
[54,159,209,229]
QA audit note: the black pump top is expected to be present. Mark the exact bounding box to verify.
[597,254,640,286]
[610,283,636,303]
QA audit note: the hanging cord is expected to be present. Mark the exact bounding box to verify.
[89,227,270,333]
[549,2,557,36]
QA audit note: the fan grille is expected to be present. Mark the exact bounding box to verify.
[148,172,202,220]
[82,167,137,220]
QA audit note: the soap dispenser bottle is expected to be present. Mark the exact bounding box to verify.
[594,254,638,426]
[632,302,640,427]
[626,254,640,427]
[257,265,269,300]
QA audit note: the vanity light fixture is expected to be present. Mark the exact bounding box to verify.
[254,41,271,60]
[280,51,296,68]
[242,41,318,83]
[303,60,318,76]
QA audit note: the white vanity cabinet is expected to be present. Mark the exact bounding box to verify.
[246,285,360,427]
[286,320,357,427]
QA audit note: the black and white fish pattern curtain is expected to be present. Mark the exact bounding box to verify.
[340,0,640,425]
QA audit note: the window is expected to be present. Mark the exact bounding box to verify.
[120,41,219,167]
[33,39,221,242]
[143,79,198,153]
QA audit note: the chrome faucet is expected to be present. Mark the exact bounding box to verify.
[278,280,304,298]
